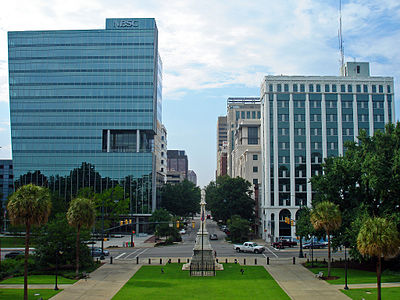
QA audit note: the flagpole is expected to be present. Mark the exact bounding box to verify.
[201,209,204,276]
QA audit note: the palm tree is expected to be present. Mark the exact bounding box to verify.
[357,217,400,300]
[67,197,96,278]
[7,184,51,300]
[310,201,342,277]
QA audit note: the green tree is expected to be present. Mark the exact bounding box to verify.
[34,214,93,271]
[310,201,342,277]
[228,215,250,243]
[160,180,201,217]
[205,176,255,224]
[295,207,315,250]
[67,197,96,278]
[357,217,400,300]
[7,184,51,300]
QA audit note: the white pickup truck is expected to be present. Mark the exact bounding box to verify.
[233,242,265,254]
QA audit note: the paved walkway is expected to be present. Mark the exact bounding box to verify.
[264,260,351,300]
[333,282,400,289]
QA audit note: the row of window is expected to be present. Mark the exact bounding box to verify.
[277,113,384,122]
[235,110,261,120]
[0,165,13,169]
[278,156,322,164]
[279,142,338,150]
[0,174,14,179]
[269,83,391,94]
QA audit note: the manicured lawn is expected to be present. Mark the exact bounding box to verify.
[0,288,61,300]
[341,287,400,300]
[0,237,26,248]
[0,275,77,284]
[112,264,290,300]
[307,267,400,284]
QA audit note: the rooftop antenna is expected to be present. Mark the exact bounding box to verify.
[338,0,345,74]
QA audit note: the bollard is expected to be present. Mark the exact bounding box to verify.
[148,258,151,264]
[323,258,326,263]
[307,258,309,263]
[187,258,189,263]
[160,258,162,265]
[244,258,246,265]
[234,259,237,264]
[315,258,318,262]
[168,259,171,264]
[216,258,218,263]
[225,258,228,263]
[110,256,113,264]
[267,257,269,265]
[293,257,295,264]
[178,258,180,263]
[304,253,307,258]
[137,256,139,264]
[255,258,257,265]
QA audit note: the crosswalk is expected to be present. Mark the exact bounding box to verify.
[114,248,149,260]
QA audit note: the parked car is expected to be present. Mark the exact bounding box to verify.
[233,242,265,254]
[272,239,297,249]
[91,247,110,257]
[5,251,24,259]
[302,241,326,249]
[209,234,218,240]
[179,229,186,234]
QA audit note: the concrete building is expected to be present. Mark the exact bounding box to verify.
[260,62,394,241]
[187,170,197,185]
[0,159,13,207]
[167,150,188,180]
[8,18,163,219]
[216,116,228,177]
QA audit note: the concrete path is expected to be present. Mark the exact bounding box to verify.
[333,282,400,289]
[50,261,141,300]
[265,261,351,300]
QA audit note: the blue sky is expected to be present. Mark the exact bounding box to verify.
[0,0,399,187]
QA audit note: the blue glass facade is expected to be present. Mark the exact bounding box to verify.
[8,18,162,215]
[0,159,13,207]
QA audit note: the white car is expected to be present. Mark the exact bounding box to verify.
[179,229,186,234]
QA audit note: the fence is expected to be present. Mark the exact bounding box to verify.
[189,262,216,276]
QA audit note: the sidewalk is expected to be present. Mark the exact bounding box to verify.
[50,261,141,300]
[264,260,351,300]
[332,282,400,289]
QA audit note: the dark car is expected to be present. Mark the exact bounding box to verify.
[209,234,218,240]
[5,251,24,259]
[91,247,110,257]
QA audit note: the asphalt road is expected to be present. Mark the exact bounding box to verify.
[108,218,347,261]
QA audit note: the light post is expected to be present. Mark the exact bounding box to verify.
[297,203,304,258]
[54,249,63,290]
[344,245,349,290]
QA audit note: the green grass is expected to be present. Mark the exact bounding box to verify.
[0,237,26,248]
[0,275,77,284]
[341,287,400,300]
[112,264,290,300]
[0,288,61,300]
[307,267,400,284]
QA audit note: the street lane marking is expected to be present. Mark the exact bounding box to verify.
[264,246,278,258]
[135,248,149,258]
[124,249,141,259]
[115,252,126,260]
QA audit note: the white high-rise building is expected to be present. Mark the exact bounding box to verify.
[260,62,394,242]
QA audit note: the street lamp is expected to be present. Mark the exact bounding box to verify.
[54,249,63,290]
[344,245,349,290]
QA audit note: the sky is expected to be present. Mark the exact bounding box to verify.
[0,0,400,188]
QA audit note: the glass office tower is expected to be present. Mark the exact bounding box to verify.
[260,62,394,241]
[8,18,162,216]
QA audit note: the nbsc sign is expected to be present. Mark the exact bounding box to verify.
[113,20,139,28]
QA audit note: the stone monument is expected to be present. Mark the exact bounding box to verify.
[182,195,223,275]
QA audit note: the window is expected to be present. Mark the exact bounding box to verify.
[348,85,353,93]
[300,84,305,92]
[379,85,383,93]
[0,165,3,169]
[247,111,251,119]
[236,111,240,120]
[257,111,261,119]
[241,111,245,118]
[341,84,346,92]
[363,85,368,93]
[253,166,258,172]
[293,84,298,92]
[372,85,376,93]
[252,111,256,119]
[277,84,282,92]
[102,129,139,152]
[387,85,391,93]
[284,84,289,92]
[161,160,164,164]
[309,84,314,92]
[161,152,164,157]
[325,84,330,92]
[253,179,258,185]
[332,85,337,92]
[248,127,258,145]
[316,84,321,92]
[269,84,273,92]
[280,128,287,135]
[161,167,164,172]
[253,154,258,160]
[356,85,361,93]
[357,65,360,73]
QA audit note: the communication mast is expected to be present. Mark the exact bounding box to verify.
[338,0,345,73]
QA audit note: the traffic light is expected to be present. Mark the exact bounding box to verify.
[120,220,123,226]
[176,220,180,228]
[285,217,290,224]
[125,219,128,224]
[192,221,195,228]
[129,219,132,224]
